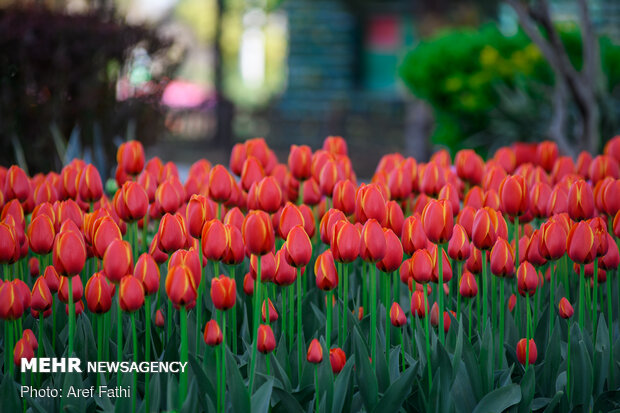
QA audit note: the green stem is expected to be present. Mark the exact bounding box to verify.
[337,262,342,347]
[265,352,270,376]
[282,286,288,349]
[117,292,123,387]
[131,312,138,413]
[593,260,598,334]
[179,306,188,408]
[468,299,472,342]
[142,215,149,254]
[385,272,391,366]
[289,283,294,352]
[567,320,571,401]
[68,276,75,357]
[423,285,431,393]
[399,327,404,372]
[550,262,555,334]
[38,312,44,385]
[579,264,585,331]
[145,295,151,410]
[362,262,368,317]
[97,315,102,388]
[231,266,237,354]
[249,255,262,393]
[215,335,221,413]
[526,297,531,371]
[326,290,333,351]
[499,277,505,369]
[438,244,445,345]
[297,268,303,386]
[482,250,488,333]
[197,239,203,351]
[9,320,14,377]
[314,365,319,413]
[221,310,227,413]
[343,264,349,348]
[370,264,377,370]
[607,273,614,388]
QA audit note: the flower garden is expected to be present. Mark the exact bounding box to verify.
[1,136,620,412]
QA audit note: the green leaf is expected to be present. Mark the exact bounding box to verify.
[180,380,200,413]
[542,391,564,413]
[570,327,593,408]
[188,353,215,407]
[518,365,535,413]
[112,372,133,413]
[272,387,305,412]
[593,390,620,412]
[451,361,478,413]
[353,327,378,412]
[372,365,416,413]
[0,374,20,413]
[478,324,494,394]
[226,347,251,413]
[251,378,274,413]
[471,383,521,413]
[332,359,353,413]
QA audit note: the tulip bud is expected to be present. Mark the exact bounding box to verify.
[455,149,484,185]
[466,247,483,274]
[155,310,165,328]
[27,214,55,255]
[29,257,40,278]
[279,202,305,239]
[53,230,86,277]
[288,144,312,181]
[250,252,276,283]
[165,265,197,308]
[329,348,347,374]
[567,221,597,264]
[241,156,265,191]
[419,161,445,196]
[558,297,574,319]
[490,238,515,278]
[517,261,538,296]
[117,141,145,176]
[78,164,103,203]
[243,272,254,296]
[448,224,470,261]
[323,136,347,156]
[333,180,356,215]
[410,249,433,284]
[119,275,145,312]
[303,178,322,206]
[261,298,278,322]
[377,228,403,273]
[202,219,227,261]
[355,184,387,226]
[516,338,537,365]
[211,275,236,310]
[307,338,323,363]
[284,226,312,268]
[315,250,338,291]
[459,271,478,298]
[421,199,453,244]
[471,208,497,250]
[115,182,149,222]
[389,302,406,327]
[257,324,276,354]
[242,210,275,256]
[209,165,235,203]
[499,175,529,216]
[539,220,567,260]
[567,180,594,221]
[103,240,133,284]
[31,276,52,311]
[23,329,38,351]
[385,201,405,237]
[360,219,386,263]
[13,337,34,367]
[85,273,113,314]
[599,233,619,270]
[158,213,187,253]
[320,208,346,245]
[411,290,427,318]
[204,319,223,346]
[401,214,428,255]
[330,221,359,263]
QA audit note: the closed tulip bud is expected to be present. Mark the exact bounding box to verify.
[134,253,160,295]
[499,175,529,217]
[41,265,60,293]
[319,160,343,198]
[29,257,39,278]
[410,249,433,284]
[296,205,315,239]
[529,182,552,218]
[302,178,322,206]
[243,272,254,296]
[0,281,24,320]
[288,144,312,180]
[589,217,609,257]
[155,180,183,215]
[455,149,484,185]
[307,338,323,363]
[411,290,427,318]
[31,276,52,311]
[92,216,122,258]
[243,210,275,256]
[535,140,558,172]
[523,230,545,267]
[430,303,453,333]
[471,208,497,250]
[4,165,31,202]
[360,219,386,263]
[589,155,620,184]
[377,228,403,273]
[103,239,133,283]
[430,245,452,283]
[355,184,387,226]
[567,180,594,221]
[387,166,412,201]
[275,248,297,286]
[169,248,202,291]
[390,302,407,327]
[158,213,187,253]
[204,319,223,346]
[421,199,453,244]
[222,224,245,265]
[567,221,596,264]
[385,201,405,237]
[241,156,265,191]
[261,298,278,322]
[329,348,347,374]
[482,165,507,193]
[53,230,86,277]
[490,238,515,277]
[117,141,145,176]
[208,165,235,202]
[333,179,356,215]
[459,271,478,298]
[315,250,338,291]
[250,252,276,283]
[558,297,574,319]
[448,224,470,261]
[85,273,112,313]
[58,275,83,303]
[257,324,276,354]
[538,220,567,260]
[465,186,486,211]
[279,202,305,239]
[23,329,38,351]
[419,161,445,196]
[165,265,197,308]
[27,214,55,255]
[323,136,347,156]
[330,221,359,263]
[186,195,212,238]
[229,143,247,176]
[211,275,236,310]
[116,182,149,222]
[401,215,428,255]
[600,233,619,270]
[285,225,312,267]
[516,338,537,365]
[438,183,460,216]
[202,219,227,261]
[255,176,283,213]
[466,246,483,274]
[320,208,346,245]
[13,337,34,367]
[155,310,165,327]
[119,275,144,312]
[78,164,103,203]
[148,233,168,264]
[517,261,538,296]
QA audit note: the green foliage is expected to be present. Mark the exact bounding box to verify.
[399,23,620,155]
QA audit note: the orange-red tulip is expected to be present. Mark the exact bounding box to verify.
[385,200,405,237]
[471,208,496,250]
[158,213,187,253]
[536,141,558,172]
[516,338,537,365]
[119,275,144,312]
[23,329,38,351]
[78,164,103,203]
[459,271,478,297]
[103,239,133,283]
[165,265,197,308]
[330,221,359,263]
[390,302,406,327]
[430,303,453,333]
[242,210,275,256]
[279,202,305,239]
[307,338,323,363]
[401,214,428,255]
[53,230,86,277]
[421,199,453,244]
[202,219,227,261]
[209,165,235,203]
[241,156,265,191]
[285,225,312,268]
[448,224,470,261]
[250,252,276,283]
[243,272,254,296]
[155,310,165,327]
[211,275,236,310]
[255,176,283,213]
[329,348,347,374]
[288,144,312,181]
[169,248,201,291]
[261,298,278,322]
[517,261,538,296]
[0,222,19,264]
[558,297,574,319]
[275,248,297,286]
[323,136,348,156]
[257,324,276,354]
[567,221,596,264]
[27,214,55,255]
[589,155,619,184]
[499,175,528,216]
[355,184,387,226]
[419,161,445,196]
[438,183,460,216]
[455,149,484,185]
[360,219,386,263]
[204,319,223,346]
[58,275,83,303]
[13,337,34,367]
[31,276,52,311]
[411,290,427,318]
[430,244,452,283]
[92,216,122,258]
[315,250,338,291]
[410,249,433,284]
[115,181,149,222]
[333,179,356,215]
[134,253,160,295]
[600,233,619,270]
[490,238,515,277]
[377,228,403,273]
[85,272,113,313]
[387,165,412,201]
[28,257,39,278]
[567,180,594,221]
[539,220,567,260]
[117,141,145,176]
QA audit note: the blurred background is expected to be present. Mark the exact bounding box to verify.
[1,0,619,179]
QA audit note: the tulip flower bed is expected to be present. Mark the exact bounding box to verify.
[2,136,620,412]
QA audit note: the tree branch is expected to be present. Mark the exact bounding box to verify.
[577,0,601,90]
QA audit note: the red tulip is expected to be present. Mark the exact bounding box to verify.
[23,329,38,351]
[482,165,507,193]
[471,208,496,250]
[31,276,52,311]
[53,230,86,276]
[92,216,122,258]
[329,348,347,373]
[211,275,236,310]
[455,149,484,185]
[360,219,386,263]
[438,183,460,216]
[315,250,338,291]
[303,178,322,205]
[558,297,574,319]
[27,214,55,255]
[43,265,60,293]
[490,238,515,277]
[599,233,619,270]
[13,337,34,367]
[410,249,433,284]
[390,302,406,327]
[204,319,223,346]
[103,239,133,283]
[117,141,145,176]
[411,290,427,318]
[499,175,529,216]
[202,219,227,261]
[320,208,346,245]
[401,214,428,255]
[323,136,347,156]
[385,200,405,237]
[134,253,160,295]
[355,184,387,226]
[536,141,558,172]
[242,210,275,256]
[448,224,470,261]
[517,261,538,296]
[255,176,283,213]
[78,164,103,203]
[430,303,453,333]
[589,155,619,184]
[275,248,297,286]
[155,310,165,327]
[243,273,254,296]
[530,182,552,218]
[298,205,316,238]
[158,213,187,253]
[257,324,276,354]
[464,186,485,210]
[261,298,278,322]
[589,217,609,257]
[459,271,478,297]
[116,181,149,222]
[567,221,596,264]
[119,275,145,312]
[377,228,403,273]
[28,257,39,278]
[58,275,83,303]
[538,220,567,260]
[209,165,235,203]
[85,272,113,313]
[288,144,312,180]
[516,338,537,365]
[285,225,312,267]
[421,199,453,244]
[279,202,305,239]
[307,338,323,363]
[169,248,201,291]
[333,180,356,215]
[567,180,594,221]
[330,221,359,263]
[250,252,276,283]
[419,161,445,196]
[241,156,265,191]
[0,281,24,320]
[165,265,197,308]
[387,165,412,201]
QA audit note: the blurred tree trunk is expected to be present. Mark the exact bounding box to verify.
[213,0,233,149]
[506,0,603,155]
